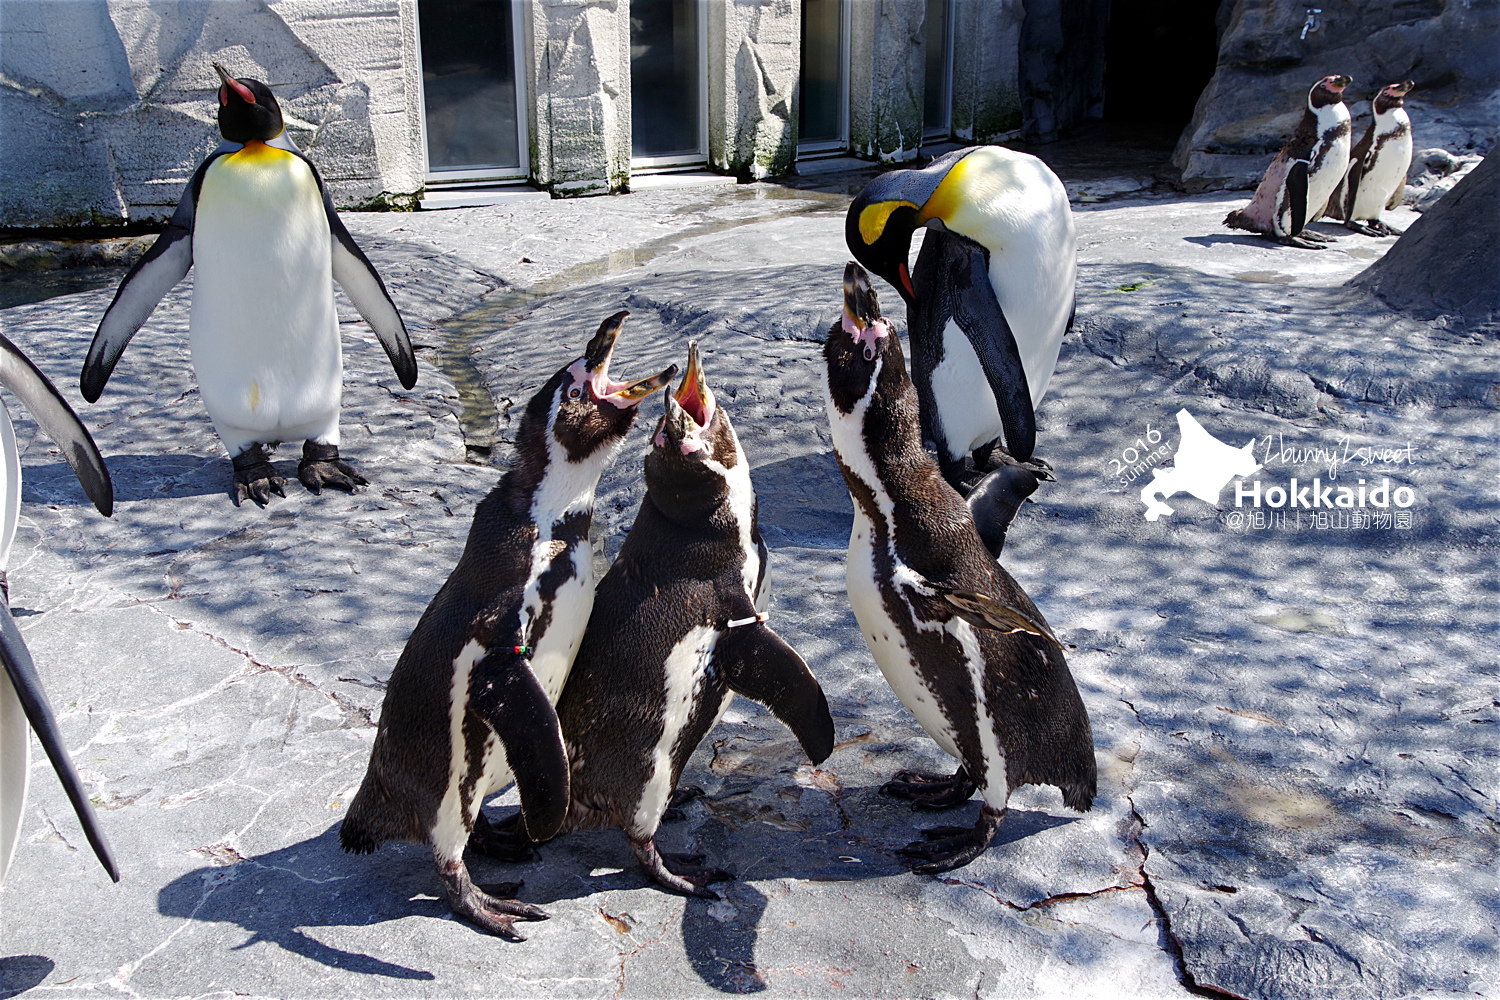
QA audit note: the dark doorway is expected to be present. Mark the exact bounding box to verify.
[1104,0,1221,130]
[418,0,523,174]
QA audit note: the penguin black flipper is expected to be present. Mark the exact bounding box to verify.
[468,647,570,842]
[0,603,119,881]
[296,158,418,390]
[950,247,1037,464]
[714,620,835,765]
[1287,160,1310,237]
[80,153,224,403]
[0,335,113,516]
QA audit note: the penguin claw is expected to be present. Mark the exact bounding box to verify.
[439,861,548,940]
[299,442,368,495]
[1278,235,1327,250]
[231,445,285,507]
[896,804,1006,875]
[881,766,977,810]
[632,839,733,898]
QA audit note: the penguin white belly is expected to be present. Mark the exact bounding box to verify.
[930,318,1003,459]
[1306,131,1352,219]
[987,235,1075,409]
[1353,131,1412,219]
[845,511,960,759]
[631,624,722,838]
[191,146,341,455]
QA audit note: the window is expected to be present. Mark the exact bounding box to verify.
[923,0,953,138]
[799,0,848,152]
[630,0,708,168]
[418,0,528,181]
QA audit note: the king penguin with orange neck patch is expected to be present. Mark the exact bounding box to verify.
[81,64,417,505]
[846,146,1075,555]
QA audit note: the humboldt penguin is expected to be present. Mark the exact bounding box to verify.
[823,263,1095,873]
[81,63,417,506]
[846,145,1075,504]
[1224,74,1353,249]
[1325,80,1415,236]
[0,333,117,885]
[544,341,834,898]
[340,313,674,939]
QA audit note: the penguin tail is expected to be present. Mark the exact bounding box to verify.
[1062,780,1096,814]
[339,772,422,854]
[1223,209,1250,231]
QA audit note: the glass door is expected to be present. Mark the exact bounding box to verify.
[923,0,953,139]
[798,0,848,153]
[418,0,528,182]
[630,0,708,169]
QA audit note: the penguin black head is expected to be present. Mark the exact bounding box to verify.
[214,63,284,143]
[1373,80,1414,114]
[846,148,975,305]
[1309,74,1352,109]
[823,262,902,416]
[533,311,677,464]
[645,342,746,516]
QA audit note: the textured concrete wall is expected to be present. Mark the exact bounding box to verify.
[526,0,631,196]
[848,0,924,162]
[1174,0,1500,191]
[950,0,1023,142]
[707,0,799,179]
[0,0,423,227]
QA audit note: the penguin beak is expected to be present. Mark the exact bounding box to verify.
[841,262,892,360]
[1330,75,1352,91]
[213,63,257,106]
[580,312,677,408]
[847,149,974,305]
[1393,80,1414,96]
[672,341,715,428]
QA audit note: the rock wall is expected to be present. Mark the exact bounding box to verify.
[848,0,925,162]
[708,0,799,180]
[950,0,1025,142]
[0,0,423,227]
[1174,0,1500,191]
[525,0,632,196]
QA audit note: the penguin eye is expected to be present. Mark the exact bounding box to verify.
[863,345,877,361]
[568,386,582,400]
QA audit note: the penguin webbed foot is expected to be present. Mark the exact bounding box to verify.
[631,837,732,899]
[1276,235,1327,250]
[1296,229,1337,243]
[438,860,548,940]
[896,804,1005,875]
[1359,220,1403,237]
[468,811,539,863]
[661,784,706,823]
[231,444,286,507]
[881,766,977,810]
[298,442,368,495]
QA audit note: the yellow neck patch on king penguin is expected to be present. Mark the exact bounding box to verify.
[917,151,974,228]
[858,200,919,245]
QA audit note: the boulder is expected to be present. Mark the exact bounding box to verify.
[1350,153,1498,324]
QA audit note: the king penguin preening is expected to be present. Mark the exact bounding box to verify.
[545,342,835,898]
[340,313,675,940]
[1325,80,1415,237]
[1224,74,1353,250]
[823,264,1095,874]
[846,145,1076,507]
[81,64,417,506]
[0,334,118,886]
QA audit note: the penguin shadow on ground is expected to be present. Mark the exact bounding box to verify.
[1181,221,1355,252]
[156,825,438,981]
[20,454,231,504]
[0,955,54,999]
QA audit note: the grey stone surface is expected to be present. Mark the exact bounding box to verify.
[0,0,424,227]
[1174,0,1500,191]
[950,0,1025,143]
[0,178,1494,999]
[1404,150,1486,213]
[708,0,799,180]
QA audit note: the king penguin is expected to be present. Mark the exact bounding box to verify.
[1325,81,1415,236]
[0,333,118,886]
[823,263,1095,873]
[339,313,674,939]
[81,64,418,506]
[544,341,835,898]
[846,145,1076,503]
[1224,74,1353,249]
